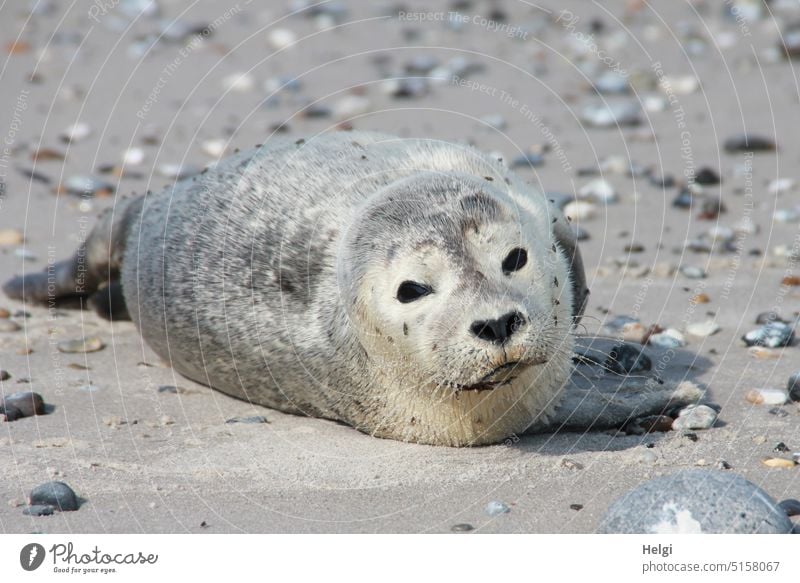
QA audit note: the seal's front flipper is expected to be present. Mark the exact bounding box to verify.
[2,258,90,305]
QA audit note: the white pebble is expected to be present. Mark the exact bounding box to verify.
[122,147,144,166]
[332,95,371,120]
[564,200,597,222]
[686,320,720,338]
[579,178,618,203]
[61,122,91,143]
[222,72,255,93]
[745,388,789,406]
[201,139,227,158]
[768,178,795,195]
[267,28,297,50]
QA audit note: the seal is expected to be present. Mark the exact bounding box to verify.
[4,131,589,446]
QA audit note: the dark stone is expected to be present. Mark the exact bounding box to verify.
[723,134,776,153]
[450,523,474,532]
[225,415,269,424]
[29,481,79,511]
[2,391,45,417]
[672,188,693,209]
[787,372,800,402]
[0,404,23,421]
[694,167,720,185]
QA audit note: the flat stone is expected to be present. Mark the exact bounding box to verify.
[57,337,104,353]
[745,388,789,406]
[1,392,45,417]
[671,404,717,430]
[597,470,793,533]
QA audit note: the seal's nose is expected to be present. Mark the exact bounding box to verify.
[470,311,526,345]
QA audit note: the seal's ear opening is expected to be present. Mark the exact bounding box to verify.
[551,210,589,326]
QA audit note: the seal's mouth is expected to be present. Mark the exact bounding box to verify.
[455,361,527,392]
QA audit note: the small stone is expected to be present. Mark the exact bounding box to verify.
[570,504,584,511]
[60,122,91,143]
[158,385,189,394]
[745,388,789,406]
[592,70,630,94]
[690,294,710,305]
[332,95,371,120]
[102,415,127,427]
[716,460,732,470]
[761,457,797,469]
[23,505,55,516]
[485,500,510,516]
[788,372,800,401]
[225,415,269,424]
[774,442,790,453]
[159,415,175,426]
[0,228,23,246]
[122,147,144,166]
[672,188,693,209]
[222,72,254,92]
[510,153,545,169]
[578,179,618,204]
[605,343,651,374]
[267,28,297,50]
[671,404,717,431]
[0,320,21,332]
[618,322,646,344]
[694,167,720,185]
[156,163,202,180]
[625,415,674,435]
[561,458,584,470]
[768,408,789,418]
[768,178,795,195]
[649,329,686,349]
[680,265,706,279]
[723,134,776,153]
[742,322,794,348]
[782,276,800,287]
[0,370,9,381]
[580,100,641,128]
[62,175,115,197]
[597,470,793,533]
[451,523,474,532]
[2,392,45,417]
[748,347,781,360]
[686,320,720,338]
[57,337,104,353]
[381,77,429,99]
[563,200,597,222]
[29,481,79,511]
[0,307,9,318]
[200,139,227,158]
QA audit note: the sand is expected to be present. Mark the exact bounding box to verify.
[0,0,798,533]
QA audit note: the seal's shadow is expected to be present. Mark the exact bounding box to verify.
[514,336,714,455]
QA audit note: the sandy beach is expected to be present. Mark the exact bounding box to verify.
[0,0,799,533]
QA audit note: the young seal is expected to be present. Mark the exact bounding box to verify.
[4,131,589,446]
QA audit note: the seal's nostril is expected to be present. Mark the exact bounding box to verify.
[470,311,525,345]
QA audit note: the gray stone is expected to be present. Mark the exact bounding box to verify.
[787,372,800,402]
[485,500,510,516]
[29,481,79,512]
[597,470,793,533]
[2,391,45,417]
[671,404,717,430]
[742,322,794,348]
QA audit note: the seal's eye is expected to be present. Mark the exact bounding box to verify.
[396,281,432,303]
[502,248,528,275]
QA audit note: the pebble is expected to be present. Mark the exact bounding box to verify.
[451,523,474,532]
[57,337,105,353]
[723,134,776,153]
[625,415,674,435]
[768,178,795,194]
[1,392,45,417]
[679,265,706,280]
[29,481,79,511]
[381,78,428,99]
[62,175,115,197]
[671,405,717,431]
[60,122,91,143]
[621,322,647,344]
[222,72,255,93]
[332,95,371,120]
[485,500,510,516]
[480,114,507,131]
[694,167,720,185]
[580,100,641,128]
[510,152,545,169]
[267,28,297,50]
[742,322,794,348]
[745,388,789,406]
[604,343,651,374]
[0,320,21,332]
[0,370,9,381]
[158,19,208,43]
[597,470,793,533]
[748,346,781,360]
[649,328,686,349]
[672,188,694,209]
[755,311,786,325]
[0,228,24,246]
[592,71,630,94]
[660,75,699,96]
[122,147,144,166]
[578,179,618,204]
[788,372,800,401]
[563,200,597,222]
[761,457,797,469]
[23,505,55,516]
[201,139,227,158]
[686,320,720,338]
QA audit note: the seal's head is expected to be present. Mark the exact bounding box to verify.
[338,171,587,446]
